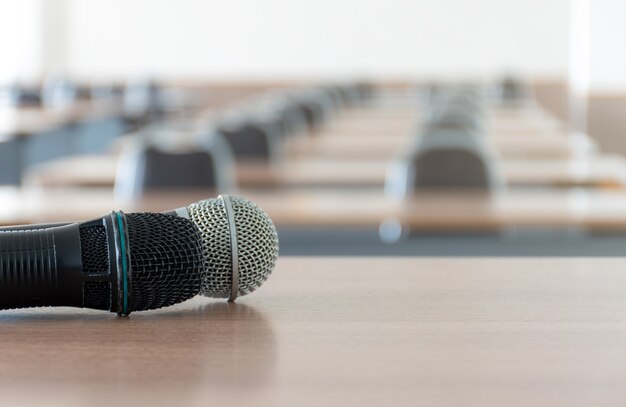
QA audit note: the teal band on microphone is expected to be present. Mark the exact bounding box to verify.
[115,212,129,315]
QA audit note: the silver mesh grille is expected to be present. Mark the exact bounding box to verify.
[187,196,279,298]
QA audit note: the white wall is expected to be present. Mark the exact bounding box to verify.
[0,1,42,83]
[589,0,626,92]
[41,0,71,77]
[63,0,570,80]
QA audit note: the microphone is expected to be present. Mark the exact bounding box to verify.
[0,212,203,316]
[0,195,279,315]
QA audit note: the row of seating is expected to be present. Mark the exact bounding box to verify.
[0,115,124,185]
[0,79,176,185]
[2,78,163,119]
[385,83,518,200]
[113,82,373,199]
[380,79,536,243]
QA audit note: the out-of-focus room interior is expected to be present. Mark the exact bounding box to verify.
[1,0,625,256]
[7,2,626,406]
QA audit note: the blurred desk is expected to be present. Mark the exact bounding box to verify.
[5,187,626,231]
[1,257,626,406]
[23,154,626,189]
[0,102,121,139]
[243,156,626,189]
[326,102,562,130]
[294,131,593,160]
[306,103,583,160]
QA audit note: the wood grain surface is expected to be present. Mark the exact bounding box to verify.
[1,257,626,406]
[7,187,626,230]
[0,102,121,138]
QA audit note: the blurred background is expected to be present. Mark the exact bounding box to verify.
[1,0,625,255]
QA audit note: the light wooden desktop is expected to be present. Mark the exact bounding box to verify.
[22,152,626,189]
[1,257,626,406]
[296,125,593,160]
[0,101,121,139]
[5,187,626,232]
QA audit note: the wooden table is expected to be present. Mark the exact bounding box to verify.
[295,129,593,160]
[1,257,626,406]
[0,101,121,139]
[23,153,626,189]
[5,187,626,231]
[302,100,588,161]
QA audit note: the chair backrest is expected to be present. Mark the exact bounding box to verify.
[410,149,491,190]
[423,87,485,132]
[74,116,125,154]
[386,129,502,198]
[23,126,74,168]
[7,85,41,107]
[41,79,77,108]
[497,76,530,103]
[114,136,235,199]
[288,91,331,131]
[217,119,281,163]
[123,80,163,118]
[426,108,483,133]
[0,139,22,185]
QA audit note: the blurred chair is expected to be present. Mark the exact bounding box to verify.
[426,106,484,133]
[123,79,164,131]
[336,81,373,106]
[216,116,283,164]
[267,99,309,138]
[496,76,531,104]
[0,138,22,185]
[353,81,375,103]
[321,85,346,111]
[22,126,74,169]
[308,87,338,121]
[90,83,124,101]
[386,129,503,199]
[114,134,235,200]
[287,89,334,132]
[382,130,503,243]
[4,84,41,107]
[423,86,486,133]
[73,115,125,155]
[41,78,77,108]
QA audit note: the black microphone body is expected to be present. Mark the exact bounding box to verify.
[0,223,84,311]
[0,211,203,316]
[0,195,279,314]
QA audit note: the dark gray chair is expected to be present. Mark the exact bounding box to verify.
[123,80,164,131]
[426,107,484,133]
[382,130,503,243]
[217,117,282,164]
[386,129,503,198]
[497,76,530,104]
[409,149,491,189]
[287,89,335,131]
[22,126,74,169]
[424,87,486,134]
[114,135,235,200]
[1,123,77,185]
[5,85,41,107]
[74,116,125,154]
[0,138,22,185]
[271,101,308,137]
[41,79,77,108]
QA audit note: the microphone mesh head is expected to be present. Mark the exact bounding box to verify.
[126,213,203,311]
[186,196,279,298]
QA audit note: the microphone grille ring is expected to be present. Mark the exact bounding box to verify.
[187,196,279,299]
